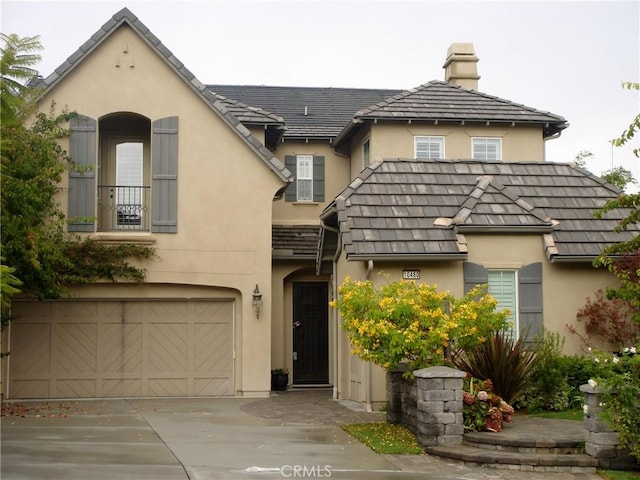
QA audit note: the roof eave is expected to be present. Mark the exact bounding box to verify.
[346,253,468,262]
[456,225,554,234]
[548,255,598,264]
[272,253,317,260]
[332,118,364,148]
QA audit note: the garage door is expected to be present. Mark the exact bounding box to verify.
[8,299,234,399]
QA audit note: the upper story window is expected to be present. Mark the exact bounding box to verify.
[284,155,325,203]
[363,139,370,167]
[296,155,313,201]
[415,136,444,160]
[472,137,501,161]
[68,113,178,234]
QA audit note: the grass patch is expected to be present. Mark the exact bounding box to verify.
[528,409,583,421]
[598,470,640,480]
[341,422,423,454]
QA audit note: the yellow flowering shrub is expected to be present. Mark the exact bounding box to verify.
[332,277,510,372]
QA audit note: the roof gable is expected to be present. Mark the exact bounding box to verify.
[320,159,635,263]
[444,175,553,231]
[41,8,291,184]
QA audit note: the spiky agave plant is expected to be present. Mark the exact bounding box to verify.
[454,329,537,405]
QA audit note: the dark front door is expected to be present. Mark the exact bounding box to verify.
[292,282,329,384]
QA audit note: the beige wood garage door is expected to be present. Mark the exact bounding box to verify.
[8,299,234,399]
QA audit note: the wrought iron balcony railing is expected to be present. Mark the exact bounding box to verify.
[97,185,150,231]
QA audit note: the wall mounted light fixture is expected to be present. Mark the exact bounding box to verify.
[252,284,263,319]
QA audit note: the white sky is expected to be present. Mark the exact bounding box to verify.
[2,0,639,183]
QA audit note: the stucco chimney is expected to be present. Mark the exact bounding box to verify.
[443,43,480,90]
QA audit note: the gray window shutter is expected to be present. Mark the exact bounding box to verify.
[313,155,325,202]
[68,115,96,232]
[463,262,488,294]
[152,116,178,233]
[519,262,543,341]
[284,155,297,202]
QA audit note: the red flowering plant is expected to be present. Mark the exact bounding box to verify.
[463,376,514,432]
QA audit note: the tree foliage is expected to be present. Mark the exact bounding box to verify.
[593,82,640,321]
[601,166,637,191]
[0,33,42,125]
[573,150,594,169]
[611,82,640,158]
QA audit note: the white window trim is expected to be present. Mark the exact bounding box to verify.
[472,137,502,161]
[296,154,313,202]
[487,269,519,339]
[414,136,445,160]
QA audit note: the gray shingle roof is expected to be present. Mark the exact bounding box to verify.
[334,81,568,146]
[319,159,636,263]
[39,7,292,184]
[212,93,284,126]
[273,225,321,259]
[209,82,567,145]
[207,85,403,140]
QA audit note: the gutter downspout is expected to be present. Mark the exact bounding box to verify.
[321,221,342,400]
[364,259,374,412]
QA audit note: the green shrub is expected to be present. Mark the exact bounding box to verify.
[516,330,570,412]
[558,355,598,408]
[454,329,536,405]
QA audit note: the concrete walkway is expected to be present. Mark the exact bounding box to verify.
[1,389,602,480]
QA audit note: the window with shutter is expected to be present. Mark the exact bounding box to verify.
[463,262,543,341]
[472,138,501,161]
[415,136,444,160]
[284,154,324,202]
[297,155,313,201]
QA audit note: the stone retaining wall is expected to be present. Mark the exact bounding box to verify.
[387,365,466,447]
[580,383,638,470]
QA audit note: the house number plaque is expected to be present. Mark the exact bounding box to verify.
[402,269,420,280]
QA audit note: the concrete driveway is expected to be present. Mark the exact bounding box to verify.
[1,390,601,480]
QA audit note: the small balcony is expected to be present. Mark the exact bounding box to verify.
[98,185,150,231]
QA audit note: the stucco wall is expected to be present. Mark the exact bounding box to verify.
[271,142,350,224]
[346,121,546,179]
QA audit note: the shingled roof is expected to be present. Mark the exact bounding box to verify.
[39,7,292,184]
[318,159,635,269]
[333,81,568,146]
[208,82,567,145]
[207,85,402,140]
[272,225,321,259]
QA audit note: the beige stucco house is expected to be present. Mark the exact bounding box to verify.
[2,8,635,404]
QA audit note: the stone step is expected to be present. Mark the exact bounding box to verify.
[463,430,585,455]
[425,444,598,473]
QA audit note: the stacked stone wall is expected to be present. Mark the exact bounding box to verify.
[387,366,465,447]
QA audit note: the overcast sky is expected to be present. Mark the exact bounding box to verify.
[2,0,639,183]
